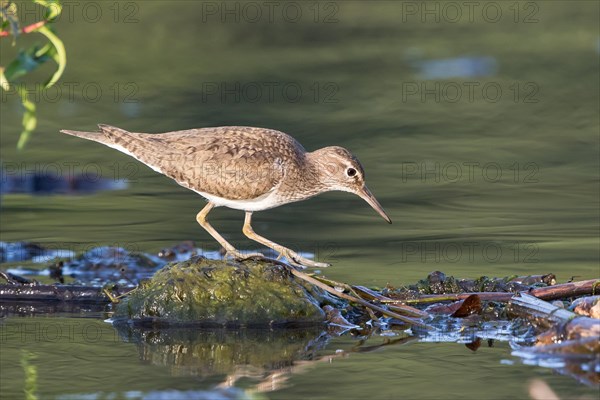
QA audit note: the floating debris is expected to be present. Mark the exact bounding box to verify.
[1,243,598,387]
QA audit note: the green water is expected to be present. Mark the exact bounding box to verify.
[1,1,599,398]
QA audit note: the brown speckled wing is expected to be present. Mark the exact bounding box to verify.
[122,127,306,200]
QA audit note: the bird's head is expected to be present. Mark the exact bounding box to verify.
[310,146,391,224]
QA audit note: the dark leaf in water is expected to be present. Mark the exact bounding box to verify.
[452,294,482,318]
[465,338,482,352]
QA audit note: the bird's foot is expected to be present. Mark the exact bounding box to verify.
[277,249,331,269]
[222,247,329,269]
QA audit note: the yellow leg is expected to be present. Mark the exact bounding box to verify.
[242,211,330,268]
[196,203,264,260]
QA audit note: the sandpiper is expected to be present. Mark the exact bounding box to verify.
[60,125,391,268]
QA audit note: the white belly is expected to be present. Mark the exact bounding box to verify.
[194,189,282,211]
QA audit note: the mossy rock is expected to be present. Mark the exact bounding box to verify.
[113,257,327,327]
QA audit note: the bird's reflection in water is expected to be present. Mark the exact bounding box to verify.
[113,322,418,393]
[114,324,329,391]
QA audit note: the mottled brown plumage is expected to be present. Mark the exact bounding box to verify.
[60,124,390,268]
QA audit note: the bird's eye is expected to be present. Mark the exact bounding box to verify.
[346,167,357,177]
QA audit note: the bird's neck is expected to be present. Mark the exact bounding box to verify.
[293,150,333,197]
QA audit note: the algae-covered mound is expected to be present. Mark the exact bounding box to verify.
[113,257,326,327]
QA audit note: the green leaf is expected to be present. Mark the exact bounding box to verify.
[1,1,66,149]
[2,29,66,88]
[34,41,55,59]
[15,85,37,150]
[3,45,51,82]
[36,25,66,88]
[0,67,9,91]
[34,0,62,21]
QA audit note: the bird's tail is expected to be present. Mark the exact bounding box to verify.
[61,124,167,171]
[60,124,131,146]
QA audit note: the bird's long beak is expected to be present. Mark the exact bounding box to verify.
[357,186,392,224]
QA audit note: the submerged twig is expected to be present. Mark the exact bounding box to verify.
[287,268,433,330]
[352,285,428,318]
[311,276,426,318]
